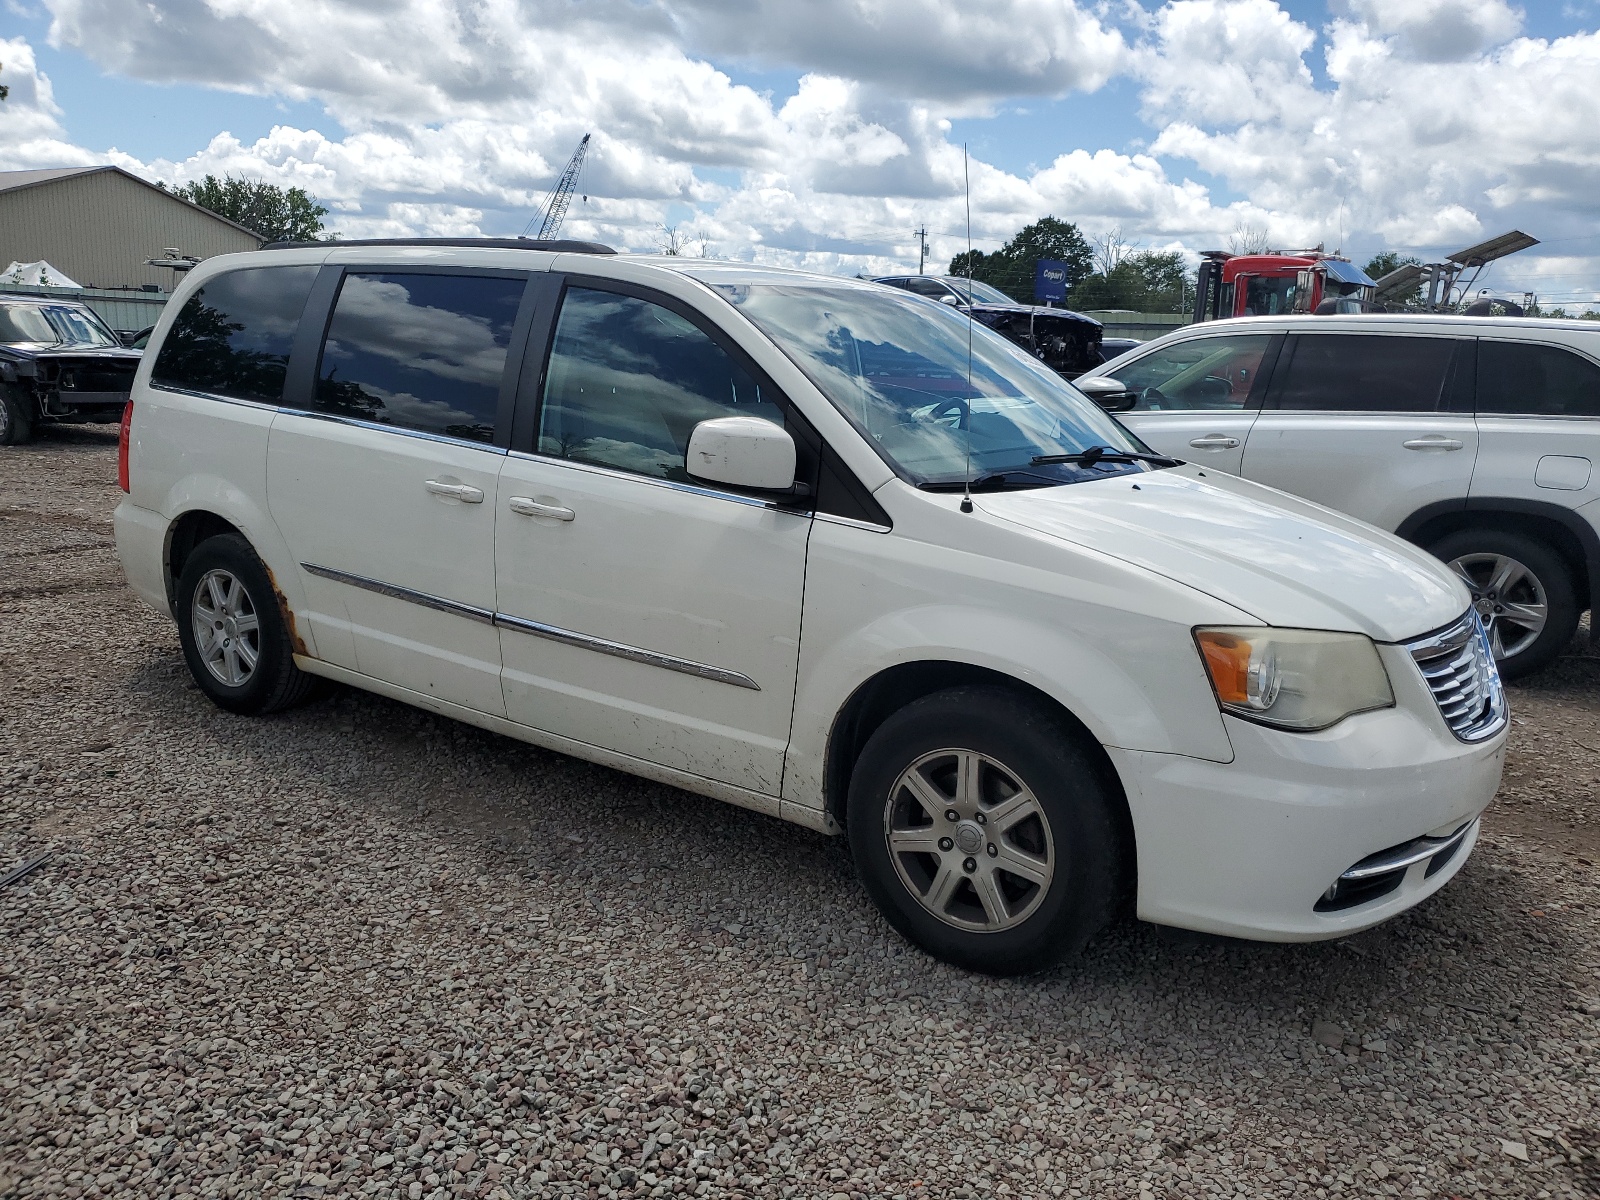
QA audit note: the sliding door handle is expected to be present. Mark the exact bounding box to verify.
[509,496,575,522]
[425,479,485,503]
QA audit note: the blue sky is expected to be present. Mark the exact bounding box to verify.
[4,0,1600,306]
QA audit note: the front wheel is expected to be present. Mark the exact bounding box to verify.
[847,686,1125,975]
[175,534,320,715]
[1428,529,1578,680]
[0,386,34,445]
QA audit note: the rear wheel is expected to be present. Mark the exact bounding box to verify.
[1428,528,1578,680]
[0,387,34,445]
[175,534,320,714]
[847,686,1124,975]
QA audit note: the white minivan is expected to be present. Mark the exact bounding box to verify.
[115,240,1506,974]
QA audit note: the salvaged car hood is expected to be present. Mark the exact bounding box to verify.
[977,466,1468,643]
[969,303,1102,331]
[0,344,141,364]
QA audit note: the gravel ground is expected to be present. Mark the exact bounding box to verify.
[3,426,1598,1200]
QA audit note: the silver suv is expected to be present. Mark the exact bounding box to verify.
[1090,314,1600,678]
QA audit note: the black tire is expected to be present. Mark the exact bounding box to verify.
[1427,528,1578,680]
[175,534,320,715]
[847,686,1125,975]
[0,386,34,446]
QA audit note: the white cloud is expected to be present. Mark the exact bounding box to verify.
[1340,0,1523,61]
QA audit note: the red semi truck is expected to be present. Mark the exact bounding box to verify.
[1192,249,1377,323]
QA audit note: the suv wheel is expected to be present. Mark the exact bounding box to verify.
[1428,529,1578,680]
[847,686,1124,975]
[0,387,34,446]
[175,534,320,715]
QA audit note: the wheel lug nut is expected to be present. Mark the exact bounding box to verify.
[938,837,954,852]
[986,843,998,857]
[945,810,959,822]
[962,857,977,873]
[974,812,987,825]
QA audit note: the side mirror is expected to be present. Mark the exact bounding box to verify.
[686,416,797,491]
[938,294,960,306]
[1075,375,1138,413]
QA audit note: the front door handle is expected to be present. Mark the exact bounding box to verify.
[509,496,576,522]
[1402,437,1465,451]
[425,479,485,503]
[1188,435,1241,449]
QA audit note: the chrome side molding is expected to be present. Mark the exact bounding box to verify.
[300,562,760,690]
[301,563,495,625]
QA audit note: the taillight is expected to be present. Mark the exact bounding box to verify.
[117,400,133,492]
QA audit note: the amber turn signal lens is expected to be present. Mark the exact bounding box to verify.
[1196,630,1251,706]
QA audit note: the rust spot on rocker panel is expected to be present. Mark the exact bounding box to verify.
[261,561,309,657]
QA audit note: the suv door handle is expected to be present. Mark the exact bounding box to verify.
[424,479,485,503]
[1402,437,1464,451]
[509,496,575,522]
[1188,435,1241,449]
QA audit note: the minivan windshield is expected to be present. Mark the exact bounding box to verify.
[713,281,1154,489]
[0,301,120,349]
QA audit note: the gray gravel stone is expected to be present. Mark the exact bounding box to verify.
[3,427,1599,1198]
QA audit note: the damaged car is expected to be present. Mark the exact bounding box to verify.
[873,274,1105,378]
[0,295,141,445]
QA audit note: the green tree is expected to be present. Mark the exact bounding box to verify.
[1073,250,1192,313]
[173,174,329,242]
[1364,250,1423,309]
[1,61,10,102]
[948,217,1094,302]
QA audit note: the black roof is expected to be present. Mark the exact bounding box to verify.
[262,237,616,254]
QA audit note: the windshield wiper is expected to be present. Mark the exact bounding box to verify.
[1031,445,1183,468]
[919,469,1068,493]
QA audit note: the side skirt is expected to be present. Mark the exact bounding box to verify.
[291,654,798,825]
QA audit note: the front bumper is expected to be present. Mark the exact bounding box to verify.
[1109,658,1506,940]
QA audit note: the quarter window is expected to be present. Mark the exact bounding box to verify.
[1114,334,1273,411]
[538,287,786,482]
[152,265,318,403]
[312,272,524,443]
[1271,334,1456,412]
[1477,341,1600,417]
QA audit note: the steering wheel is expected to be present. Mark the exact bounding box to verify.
[902,397,969,430]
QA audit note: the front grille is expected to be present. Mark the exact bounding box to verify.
[1405,612,1507,743]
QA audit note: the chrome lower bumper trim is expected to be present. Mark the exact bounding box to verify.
[1339,819,1475,881]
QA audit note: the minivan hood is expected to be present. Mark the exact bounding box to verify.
[976,467,1468,642]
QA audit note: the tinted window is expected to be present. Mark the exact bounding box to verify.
[1115,334,1273,411]
[152,266,317,403]
[312,272,523,443]
[539,287,786,482]
[904,278,953,300]
[1271,334,1455,412]
[1477,340,1600,417]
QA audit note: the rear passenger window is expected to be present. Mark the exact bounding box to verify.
[1271,334,1455,412]
[312,272,524,443]
[152,265,317,403]
[539,287,785,482]
[1477,341,1600,417]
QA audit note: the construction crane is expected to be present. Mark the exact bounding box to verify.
[523,133,590,241]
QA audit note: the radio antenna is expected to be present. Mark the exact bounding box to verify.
[960,143,975,514]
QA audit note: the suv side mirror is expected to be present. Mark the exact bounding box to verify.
[686,416,797,492]
[1075,375,1138,413]
[938,294,960,306]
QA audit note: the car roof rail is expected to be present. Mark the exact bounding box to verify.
[260,237,617,254]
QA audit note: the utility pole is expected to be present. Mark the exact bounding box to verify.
[915,226,929,275]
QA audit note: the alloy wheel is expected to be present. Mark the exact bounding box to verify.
[883,748,1055,933]
[191,568,262,687]
[1447,552,1548,661]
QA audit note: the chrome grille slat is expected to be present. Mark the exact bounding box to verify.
[1405,612,1507,743]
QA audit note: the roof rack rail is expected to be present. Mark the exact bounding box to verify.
[260,237,616,254]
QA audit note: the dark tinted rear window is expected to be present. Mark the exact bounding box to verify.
[1477,340,1600,417]
[1270,334,1456,412]
[152,266,318,403]
[311,272,524,444]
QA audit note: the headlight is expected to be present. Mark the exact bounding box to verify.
[1194,627,1394,732]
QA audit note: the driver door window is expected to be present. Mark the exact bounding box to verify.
[1111,334,1276,474]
